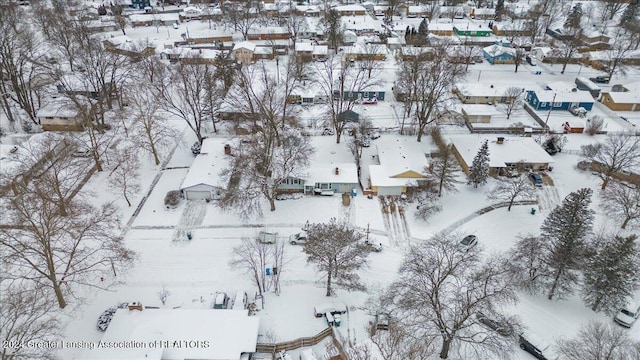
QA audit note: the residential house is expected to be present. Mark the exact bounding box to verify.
[525,88,595,111]
[374,5,389,16]
[247,26,290,41]
[368,139,431,196]
[342,42,387,61]
[470,7,495,19]
[295,5,321,17]
[398,46,435,61]
[253,46,274,61]
[129,13,179,27]
[406,5,431,18]
[312,45,328,61]
[440,6,465,19]
[37,100,83,131]
[295,42,314,62]
[492,21,533,37]
[186,32,234,45]
[232,41,257,64]
[429,23,454,36]
[177,48,222,65]
[454,23,493,37]
[451,136,554,175]
[338,110,360,123]
[600,82,640,111]
[180,138,232,200]
[453,83,514,104]
[279,164,359,195]
[179,6,203,20]
[482,44,515,64]
[584,49,640,71]
[103,36,155,59]
[130,0,150,9]
[83,307,260,360]
[334,4,367,16]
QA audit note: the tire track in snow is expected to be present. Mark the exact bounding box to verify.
[537,186,561,212]
[379,197,396,245]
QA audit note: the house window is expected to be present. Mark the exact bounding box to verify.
[540,102,547,107]
[292,178,299,185]
[553,102,562,107]
[465,96,470,100]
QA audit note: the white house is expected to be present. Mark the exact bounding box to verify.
[180,138,232,200]
[84,307,260,360]
[368,138,431,196]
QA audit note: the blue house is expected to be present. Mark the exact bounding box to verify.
[333,90,386,101]
[482,44,515,64]
[525,89,595,111]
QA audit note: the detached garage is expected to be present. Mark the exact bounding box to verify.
[180,138,232,201]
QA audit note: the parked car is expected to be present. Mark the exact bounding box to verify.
[322,127,334,136]
[529,173,544,187]
[519,333,551,360]
[289,231,308,245]
[358,137,371,148]
[614,301,640,328]
[476,311,513,336]
[568,106,587,117]
[213,292,229,309]
[460,235,477,251]
[526,55,537,66]
[313,302,347,317]
[257,231,277,244]
[364,239,383,252]
[369,131,381,139]
[72,148,92,158]
[589,75,611,84]
[362,97,378,105]
[375,311,390,330]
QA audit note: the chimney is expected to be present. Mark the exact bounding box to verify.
[335,167,340,175]
[497,137,504,144]
[128,302,143,311]
[224,144,231,155]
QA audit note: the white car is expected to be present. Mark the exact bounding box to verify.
[289,231,308,245]
[614,302,640,328]
[460,235,478,251]
[364,239,382,252]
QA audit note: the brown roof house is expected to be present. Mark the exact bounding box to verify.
[37,99,83,131]
[600,82,640,111]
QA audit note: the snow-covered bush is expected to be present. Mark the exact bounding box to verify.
[164,190,182,209]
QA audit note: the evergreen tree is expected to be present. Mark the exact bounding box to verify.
[540,188,595,300]
[582,234,640,314]
[495,0,504,21]
[418,18,429,39]
[621,0,640,26]
[564,4,583,30]
[467,140,490,189]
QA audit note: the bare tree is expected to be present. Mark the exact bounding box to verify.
[271,239,287,296]
[129,85,179,165]
[430,144,461,197]
[314,55,380,143]
[487,175,536,211]
[108,148,140,207]
[321,8,343,50]
[157,286,171,306]
[369,321,437,360]
[556,321,638,360]
[558,29,584,74]
[602,27,639,79]
[32,0,83,71]
[498,87,523,120]
[0,281,61,360]
[581,134,640,190]
[223,0,261,40]
[524,0,562,43]
[229,237,271,296]
[157,63,216,143]
[9,134,87,216]
[1,193,135,308]
[387,234,518,359]
[601,181,640,229]
[413,184,443,221]
[509,235,549,294]
[397,43,465,142]
[599,0,627,21]
[358,43,385,79]
[304,218,371,297]
[0,3,51,125]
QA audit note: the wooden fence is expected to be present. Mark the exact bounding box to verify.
[255,327,347,359]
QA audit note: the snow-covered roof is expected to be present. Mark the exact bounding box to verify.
[450,136,555,168]
[178,48,222,60]
[295,42,313,52]
[482,44,515,57]
[375,137,430,178]
[180,138,232,190]
[312,45,328,55]
[529,87,594,104]
[254,46,273,55]
[305,163,358,185]
[605,91,640,104]
[334,4,366,12]
[369,165,420,187]
[455,82,514,97]
[461,104,500,115]
[233,41,256,52]
[129,13,179,22]
[36,99,79,118]
[545,81,578,93]
[454,22,492,32]
[429,23,454,31]
[84,308,260,359]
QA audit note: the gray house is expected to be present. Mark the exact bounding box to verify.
[278,163,359,195]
